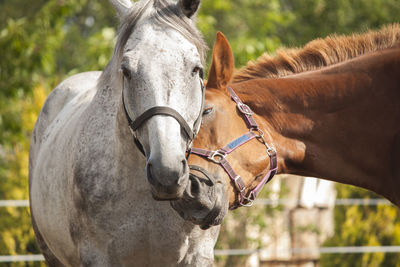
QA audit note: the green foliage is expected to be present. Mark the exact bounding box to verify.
[0,0,116,264]
[215,185,287,266]
[198,0,293,66]
[198,0,400,68]
[278,0,400,45]
[0,85,47,266]
[321,185,400,267]
[0,0,399,265]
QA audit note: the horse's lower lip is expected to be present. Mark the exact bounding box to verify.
[170,171,229,228]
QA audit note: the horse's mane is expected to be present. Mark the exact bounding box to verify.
[99,0,207,86]
[233,24,400,83]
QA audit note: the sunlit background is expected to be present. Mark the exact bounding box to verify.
[0,0,399,266]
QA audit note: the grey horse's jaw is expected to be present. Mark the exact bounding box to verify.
[170,171,229,229]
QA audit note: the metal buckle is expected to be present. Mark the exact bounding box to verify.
[266,146,276,156]
[208,150,226,164]
[241,197,255,207]
[240,192,255,207]
[250,128,264,138]
[237,102,253,115]
[234,175,246,192]
[250,128,276,156]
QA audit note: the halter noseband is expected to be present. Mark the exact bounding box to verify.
[189,87,278,209]
[122,79,205,156]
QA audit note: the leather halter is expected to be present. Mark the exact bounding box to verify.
[189,87,278,209]
[122,79,205,156]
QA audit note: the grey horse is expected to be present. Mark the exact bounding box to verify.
[29,0,224,266]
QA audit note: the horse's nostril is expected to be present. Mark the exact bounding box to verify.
[190,178,200,194]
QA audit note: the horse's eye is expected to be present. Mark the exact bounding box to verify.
[192,66,204,79]
[120,64,131,80]
[203,106,213,116]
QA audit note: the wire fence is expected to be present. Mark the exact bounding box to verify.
[253,198,392,206]
[0,198,393,207]
[0,255,44,263]
[0,198,392,207]
[0,198,397,262]
[2,246,400,262]
[214,246,400,256]
[0,200,29,207]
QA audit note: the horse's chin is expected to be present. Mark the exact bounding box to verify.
[170,169,229,230]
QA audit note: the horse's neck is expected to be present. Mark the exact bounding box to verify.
[236,46,400,203]
[92,80,146,169]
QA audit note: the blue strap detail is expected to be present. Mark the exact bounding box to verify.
[227,134,251,150]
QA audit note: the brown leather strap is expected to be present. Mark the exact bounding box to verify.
[130,106,195,139]
[189,86,278,209]
[122,78,205,157]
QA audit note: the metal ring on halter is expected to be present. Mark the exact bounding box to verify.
[250,128,264,138]
[266,147,276,156]
[237,102,253,115]
[250,128,276,156]
[208,150,226,164]
[234,176,246,192]
[240,193,255,207]
[188,86,278,210]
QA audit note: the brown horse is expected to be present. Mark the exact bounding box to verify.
[171,25,400,227]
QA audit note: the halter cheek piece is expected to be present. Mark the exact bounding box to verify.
[189,87,278,209]
[122,79,205,156]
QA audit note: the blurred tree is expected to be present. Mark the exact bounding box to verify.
[0,0,117,264]
[198,0,400,66]
[280,0,400,45]
[198,0,293,66]
[321,185,400,267]
[0,84,47,267]
[0,0,399,266]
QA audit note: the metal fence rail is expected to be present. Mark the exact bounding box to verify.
[0,200,29,207]
[214,246,400,256]
[2,246,400,262]
[254,198,392,206]
[0,199,397,262]
[0,255,44,262]
[0,198,393,208]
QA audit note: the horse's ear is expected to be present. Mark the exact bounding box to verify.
[179,0,201,18]
[207,32,234,91]
[109,0,133,18]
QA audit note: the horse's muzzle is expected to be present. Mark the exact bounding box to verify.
[146,158,189,200]
[170,166,229,229]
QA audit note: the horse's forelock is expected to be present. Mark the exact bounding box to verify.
[99,0,207,87]
[152,0,208,65]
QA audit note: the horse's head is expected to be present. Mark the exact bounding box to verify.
[171,32,278,229]
[110,0,206,200]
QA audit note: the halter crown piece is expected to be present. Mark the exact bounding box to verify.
[189,87,278,209]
